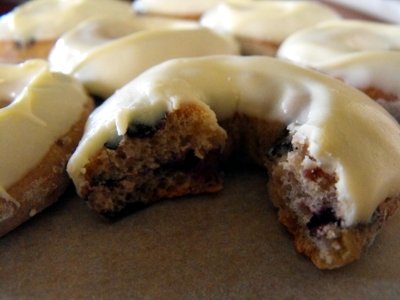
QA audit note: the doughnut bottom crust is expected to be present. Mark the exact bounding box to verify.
[0,40,54,63]
[0,101,93,237]
[237,36,279,56]
[359,87,400,122]
[135,11,200,21]
[72,101,399,269]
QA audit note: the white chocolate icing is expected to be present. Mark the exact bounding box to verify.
[278,21,400,99]
[49,16,239,98]
[0,60,90,202]
[133,0,222,18]
[67,55,400,227]
[0,0,133,43]
[200,0,340,44]
[278,20,400,64]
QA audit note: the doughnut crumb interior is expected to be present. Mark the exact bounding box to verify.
[68,56,400,269]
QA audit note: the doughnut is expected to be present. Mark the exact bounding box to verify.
[49,16,239,98]
[132,0,222,20]
[278,20,400,121]
[67,55,400,269]
[200,0,340,55]
[0,59,93,237]
[0,0,133,63]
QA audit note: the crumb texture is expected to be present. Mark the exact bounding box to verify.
[78,102,400,269]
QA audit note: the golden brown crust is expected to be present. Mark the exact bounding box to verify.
[0,39,54,63]
[0,99,93,237]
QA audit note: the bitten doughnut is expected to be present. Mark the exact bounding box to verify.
[0,0,132,63]
[200,0,340,55]
[49,16,239,98]
[278,20,400,121]
[0,60,92,237]
[67,56,400,269]
[133,0,221,20]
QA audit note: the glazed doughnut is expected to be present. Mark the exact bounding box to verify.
[0,60,93,237]
[49,16,239,98]
[278,20,400,120]
[67,55,400,269]
[0,0,132,63]
[200,0,340,55]
[133,0,221,20]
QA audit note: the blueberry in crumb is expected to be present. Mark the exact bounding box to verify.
[104,135,123,150]
[127,115,166,138]
[267,129,293,160]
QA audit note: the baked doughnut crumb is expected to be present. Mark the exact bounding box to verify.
[68,56,400,269]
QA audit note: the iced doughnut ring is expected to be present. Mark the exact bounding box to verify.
[200,0,340,55]
[67,56,400,269]
[0,60,93,237]
[278,20,400,121]
[0,0,132,63]
[49,16,239,98]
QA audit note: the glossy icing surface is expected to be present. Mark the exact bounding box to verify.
[133,0,221,17]
[200,0,340,43]
[278,20,400,98]
[0,60,89,201]
[278,20,400,63]
[49,16,239,98]
[67,56,400,227]
[0,0,133,42]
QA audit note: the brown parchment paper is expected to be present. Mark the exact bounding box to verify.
[1,167,399,299]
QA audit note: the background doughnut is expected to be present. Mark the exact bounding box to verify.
[49,16,239,99]
[0,60,93,237]
[200,0,341,55]
[133,0,222,20]
[0,0,133,63]
[278,20,400,121]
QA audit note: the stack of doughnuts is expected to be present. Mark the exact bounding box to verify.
[0,59,92,237]
[278,20,400,121]
[0,0,132,62]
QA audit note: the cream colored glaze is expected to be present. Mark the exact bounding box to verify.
[200,0,340,43]
[67,55,400,227]
[0,60,90,203]
[278,21,400,97]
[0,0,133,43]
[278,20,400,64]
[133,0,221,17]
[49,16,239,98]
[317,52,400,100]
